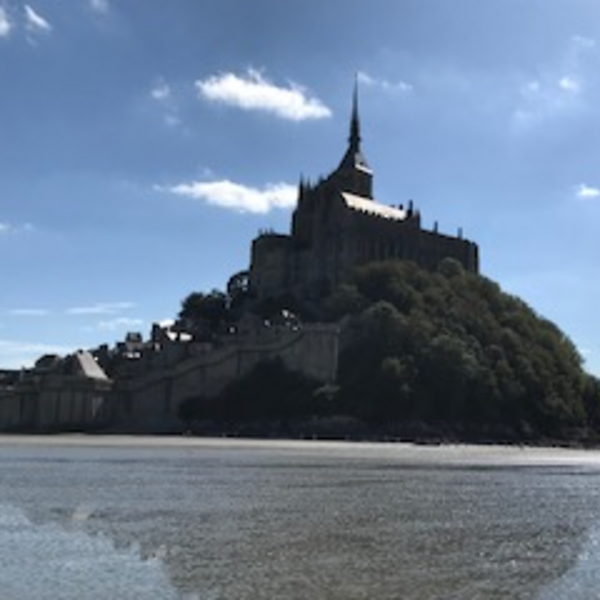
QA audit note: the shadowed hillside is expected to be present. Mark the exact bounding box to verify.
[179,259,600,443]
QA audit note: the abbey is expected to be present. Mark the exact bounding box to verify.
[249,87,479,301]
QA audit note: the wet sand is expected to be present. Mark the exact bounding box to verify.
[1,433,600,467]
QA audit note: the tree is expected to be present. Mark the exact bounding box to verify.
[179,290,228,337]
[227,270,251,311]
[332,259,598,439]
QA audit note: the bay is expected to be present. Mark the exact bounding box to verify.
[1,436,600,599]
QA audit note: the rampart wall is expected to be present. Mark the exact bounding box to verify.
[116,324,340,429]
[0,376,112,432]
[0,325,340,432]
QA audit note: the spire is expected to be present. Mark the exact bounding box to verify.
[349,75,361,152]
[331,78,373,198]
[337,77,371,175]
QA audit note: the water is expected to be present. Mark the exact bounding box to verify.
[1,437,600,599]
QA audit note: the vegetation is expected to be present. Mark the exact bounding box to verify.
[178,259,600,443]
[179,358,320,428]
[327,259,600,440]
[179,289,229,336]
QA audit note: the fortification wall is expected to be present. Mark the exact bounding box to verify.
[0,378,112,432]
[0,391,23,429]
[119,324,340,428]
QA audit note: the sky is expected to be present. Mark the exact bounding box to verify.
[0,0,598,377]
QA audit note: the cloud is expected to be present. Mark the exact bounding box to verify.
[8,308,51,317]
[196,69,331,121]
[357,71,413,94]
[24,4,52,33]
[558,76,580,93]
[512,76,582,130]
[89,0,109,14]
[65,302,143,333]
[0,5,12,37]
[575,183,600,200]
[511,35,595,131]
[150,77,181,127]
[151,80,171,102]
[96,317,144,332]
[66,302,135,316]
[0,339,72,369]
[164,179,297,214]
[0,221,34,236]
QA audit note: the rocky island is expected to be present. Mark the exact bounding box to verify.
[1,88,598,444]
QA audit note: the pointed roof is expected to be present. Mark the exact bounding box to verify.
[338,79,371,174]
[73,350,110,380]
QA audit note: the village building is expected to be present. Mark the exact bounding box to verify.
[0,351,113,431]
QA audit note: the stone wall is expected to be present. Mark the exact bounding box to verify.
[116,324,340,429]
[0,376,113,432]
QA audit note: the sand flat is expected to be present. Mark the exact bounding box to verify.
[1,433,600,467]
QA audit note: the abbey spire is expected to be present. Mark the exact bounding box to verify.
[348,78,361,153]
[335,79,373,197]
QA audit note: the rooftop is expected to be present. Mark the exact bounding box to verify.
[342,192,409,221]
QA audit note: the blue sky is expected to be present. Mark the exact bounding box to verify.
[0,0,599,377]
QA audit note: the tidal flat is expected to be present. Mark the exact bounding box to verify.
[2,435,600,599]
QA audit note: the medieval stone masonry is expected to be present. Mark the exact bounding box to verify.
[250,85,479,301]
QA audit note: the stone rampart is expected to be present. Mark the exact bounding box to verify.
[118,324,339,428]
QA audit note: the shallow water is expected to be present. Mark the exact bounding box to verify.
[1,436,600,599]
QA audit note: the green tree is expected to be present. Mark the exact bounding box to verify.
[179,289,228,337]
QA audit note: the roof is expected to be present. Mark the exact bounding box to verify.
[341,192,409,221]
[73,350,110,380]
[338,147,372,174]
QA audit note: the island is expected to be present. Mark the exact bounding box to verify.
[1,86,598,444]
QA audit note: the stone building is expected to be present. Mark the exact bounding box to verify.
[250,86,479,301]
[0,350,113,431]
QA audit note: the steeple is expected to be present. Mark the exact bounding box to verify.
[334,78,373,197]
[348,78,361,153]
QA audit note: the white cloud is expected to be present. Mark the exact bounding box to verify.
[196,69,331,121]
[575,183,600,200]
[0,221,34,236]
[0,5,12,37]
[24,4,51,33]
[97,317,144,332]
[572,35,596,50]
[511,35,595,131]
[0,339,72,369]
[165,179,297,214]
[357,71,413,94]
[150,77,182,127]
[66,302,135,316]
[89,0,109,14]
[512,76,582,129]
[558,76,580,93]
[151,80,171,102]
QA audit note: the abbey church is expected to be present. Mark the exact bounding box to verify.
[249,87,479,301]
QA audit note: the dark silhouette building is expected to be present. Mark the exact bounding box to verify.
[250,85,479,301]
